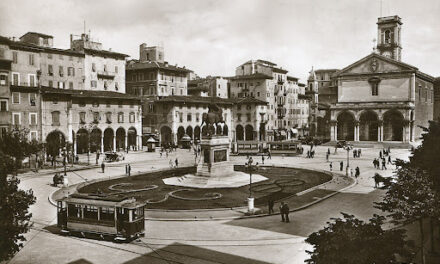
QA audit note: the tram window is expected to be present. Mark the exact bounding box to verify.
[84,206,98,219]
[101,207,115,221]
[68,204,81,218]
[133,207,144,220]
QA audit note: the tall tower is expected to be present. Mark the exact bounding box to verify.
[376,15,402,61]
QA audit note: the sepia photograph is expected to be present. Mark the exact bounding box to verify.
[0,0,439,263]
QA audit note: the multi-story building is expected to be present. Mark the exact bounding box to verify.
[0,37,11,137]
[322,16,435,143]
[0,31,142,155]
[70,34,127,93]
[229,59,308,141]
[307,68,339,138]
[188,76,228,98]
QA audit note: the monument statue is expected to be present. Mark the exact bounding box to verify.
[201,103,225,137]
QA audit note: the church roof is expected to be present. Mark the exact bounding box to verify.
[334,53,435,82]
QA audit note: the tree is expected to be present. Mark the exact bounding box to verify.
[0,151,36,261]
[410,118,440,193]
[375,161,440,264]
[0,129,31,172]
[305,213,413,264]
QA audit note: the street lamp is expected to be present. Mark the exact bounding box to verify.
[245,156,259,212]
[344,144,353,176]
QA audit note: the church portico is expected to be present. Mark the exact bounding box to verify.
[330,104,414,143]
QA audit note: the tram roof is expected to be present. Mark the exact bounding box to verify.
[58,193,146,208]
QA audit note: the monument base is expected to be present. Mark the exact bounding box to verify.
[163,135,267,188]
[162,171,267,188]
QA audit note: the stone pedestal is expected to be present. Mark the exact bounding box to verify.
[196,136,235,177]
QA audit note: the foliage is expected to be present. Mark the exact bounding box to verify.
[305,213,413,264]
[0,151,36,261]
[375,161,440,223]
[0,129,32,170]
[410,119,440,193]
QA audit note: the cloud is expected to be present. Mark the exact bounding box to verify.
[1,0,439,80]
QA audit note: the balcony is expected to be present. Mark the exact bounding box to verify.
[277,80,284,85]
[97,71,115,80]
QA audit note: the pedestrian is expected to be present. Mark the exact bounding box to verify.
[350,168,353,177]
[262,155,265,164]
[329,162,333,171]
[307,150,310,158]
[268,199,274,214]
[388,155,392,164]
[340,161,343,171]
[355,166,360,178]
[279,202,286,222]
[372,159,377,169]
[382,158,387,170]
[327,148,331,156]
[282,202,290,223]
[175,158,179,168]
[125,164,128,175]
[268,150,272,160]
[160,151,163,157]
[358,149,362,157]
[311,150,315,158]
[326,153,329,162]
[128,164,131,176]
[379,150,382,159]
[101,161,105,173]
[353,149,356,158]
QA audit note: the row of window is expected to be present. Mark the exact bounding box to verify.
[47,65,77,77]
[11,92,36,105]
[12,51,83,65]
[11,112,38,126]
[91,63,118,73]
[78,111,136,125]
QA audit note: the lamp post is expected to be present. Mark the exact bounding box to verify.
[344,144,353,176]
[245,156,258,212]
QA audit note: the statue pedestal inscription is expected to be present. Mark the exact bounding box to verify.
[196,136,235,178]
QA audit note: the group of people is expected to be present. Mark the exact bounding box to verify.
[373,149,393,170]
[267,200,290,223]
[352,148,362,158]
[306,150,316,158]
[169,158,179,168]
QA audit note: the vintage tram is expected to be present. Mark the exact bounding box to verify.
[57,193,146,242]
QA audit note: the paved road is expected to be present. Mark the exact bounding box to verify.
[9,146,410,264]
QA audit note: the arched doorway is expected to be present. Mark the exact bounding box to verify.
[194,126,201,140]
[337,111,354,141]
[216,124,222,135]
[116,127,126,151]
[160,126,172,146]
[76,129,88,154]
[245,125,254,141]
[90,128,102,153]
[236,125,244,141]
[103,128,114,152]
[46,130,66,157]
[177,126,185,143]
[127,127,137,150]
[186,126,193,139]
[383,110,404,141]
[359,111,378,141]
[223,124,228,136]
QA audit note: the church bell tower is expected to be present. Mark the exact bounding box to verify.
[376,15,402,61]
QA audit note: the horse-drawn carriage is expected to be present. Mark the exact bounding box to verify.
[104,152,125,162]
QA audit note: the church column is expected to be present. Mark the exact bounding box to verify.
[73,134,77,156]
[330,120,337,141]
[113,136,116,151]
[125,132,128,150]
[380,124,384,142]
[404,120,410,143]
[100,135,104,154]
[354,121,359,141]
[410,122,415,142]
[377,121,382,142]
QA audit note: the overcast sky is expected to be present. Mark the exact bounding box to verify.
[1,0,439,81]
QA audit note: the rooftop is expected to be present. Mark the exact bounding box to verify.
[126,60,190,73]
[228,73,273,80]
[20,32,53,39]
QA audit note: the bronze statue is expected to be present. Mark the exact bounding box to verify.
[201,104,225,137]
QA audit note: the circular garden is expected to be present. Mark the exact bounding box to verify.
[78,166,332,210]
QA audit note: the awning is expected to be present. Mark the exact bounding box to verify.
[290,128,298,134]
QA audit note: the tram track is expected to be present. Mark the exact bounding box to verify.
[28,220,291,264]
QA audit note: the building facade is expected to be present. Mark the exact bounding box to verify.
[188,76,228,98]
[229,59,309,141]
[0,32,142,154]
[325,16,434,143]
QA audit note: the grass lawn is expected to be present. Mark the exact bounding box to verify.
[78,166,332,210]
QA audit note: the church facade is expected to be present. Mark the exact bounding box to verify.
[311,16,435,143]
